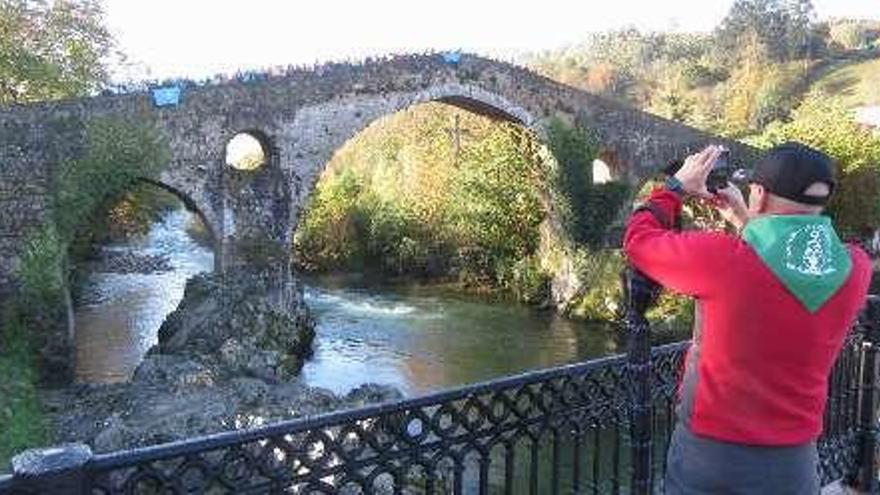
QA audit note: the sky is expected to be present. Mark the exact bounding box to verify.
[104,0,880,81]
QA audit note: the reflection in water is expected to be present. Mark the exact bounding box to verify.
[74,209,213,383]
[301,277,619,396]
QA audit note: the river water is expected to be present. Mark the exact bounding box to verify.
[74,209,215,383]
[74,208,620,395]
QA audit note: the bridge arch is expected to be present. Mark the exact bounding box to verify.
[68,177,219,383]
[135,177,220,269]
[285,83,547,238]
[284,84,579,284]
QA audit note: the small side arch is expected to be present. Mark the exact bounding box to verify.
[137,177,220,270]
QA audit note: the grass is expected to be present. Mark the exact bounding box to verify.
[813,55,880,108]
[0,309,48,473]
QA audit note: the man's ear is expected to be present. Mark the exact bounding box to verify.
[758,186,769,213]
[749,184,767,213]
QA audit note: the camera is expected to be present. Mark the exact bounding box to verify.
[705,149,730,194]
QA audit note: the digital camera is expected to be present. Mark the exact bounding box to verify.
[705,149,730,193]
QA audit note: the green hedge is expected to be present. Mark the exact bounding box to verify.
[0,117,167,469]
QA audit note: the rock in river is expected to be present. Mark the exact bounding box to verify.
[156,267,316,381]
[43,266,402,454]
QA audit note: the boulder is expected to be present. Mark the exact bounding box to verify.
[156,267,315,381]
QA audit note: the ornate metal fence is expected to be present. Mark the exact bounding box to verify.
[1,296,878,494]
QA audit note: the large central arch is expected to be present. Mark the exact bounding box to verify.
[282,83,545,239]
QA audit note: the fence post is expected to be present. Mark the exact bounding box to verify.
[856,295,880,493]
[624,268,661,495]
[9,444,91,495]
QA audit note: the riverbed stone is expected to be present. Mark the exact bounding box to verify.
[91,415,128,453]
[42,376,402,454]
[230,377,269,406]
[89,251,173,275]
[346,383,405,408]
[156,267,315,381]
[131,354,215,390]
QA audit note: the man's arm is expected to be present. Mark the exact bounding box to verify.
[623,188,734,297]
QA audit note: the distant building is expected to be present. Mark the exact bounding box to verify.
[854,106,880,131]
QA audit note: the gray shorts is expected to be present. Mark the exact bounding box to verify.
[665,423,819,495]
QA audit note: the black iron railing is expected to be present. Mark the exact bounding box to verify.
[1,296,878,494]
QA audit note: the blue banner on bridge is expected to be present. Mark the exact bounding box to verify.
[151,85,182,107]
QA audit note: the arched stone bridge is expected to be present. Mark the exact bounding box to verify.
[0,53,755,380]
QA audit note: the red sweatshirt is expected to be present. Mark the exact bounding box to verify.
[623,188,873,445]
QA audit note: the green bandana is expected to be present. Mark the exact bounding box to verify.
[742,215,851,313]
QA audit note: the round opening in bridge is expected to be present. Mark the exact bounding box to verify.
[226,132,267,171]
[592,159,612,184]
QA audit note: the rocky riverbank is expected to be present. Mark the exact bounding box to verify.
[73,251,175,307]
[43,358,401,453]
[45,267,402,454]
[89,251,173,274]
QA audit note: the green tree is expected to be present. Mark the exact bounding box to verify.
[715,0,818,62]
[0,0,114,104]
[751,95,880,238]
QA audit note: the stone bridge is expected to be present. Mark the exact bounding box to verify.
[0,53,755,381]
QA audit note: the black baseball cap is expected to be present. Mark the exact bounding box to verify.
[737,142,836,206]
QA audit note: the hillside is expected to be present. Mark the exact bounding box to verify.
[813,55,880,107]
[524,10,880,138]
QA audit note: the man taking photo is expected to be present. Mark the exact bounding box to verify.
[623,143,873,494]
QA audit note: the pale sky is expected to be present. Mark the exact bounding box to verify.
[104,0,880,81]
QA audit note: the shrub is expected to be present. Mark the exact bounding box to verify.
[681,62,729,88]
[752,95,880,238]
[544,118,631,247]
[55,118,168,242]
[497,256,551,304]
[569,249,625,321]
[0,305,47,471]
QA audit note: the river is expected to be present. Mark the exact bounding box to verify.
[74,207,620,395]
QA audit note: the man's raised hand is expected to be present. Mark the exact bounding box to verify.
[673,145,724,199]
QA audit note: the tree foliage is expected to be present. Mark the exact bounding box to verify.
[715,0,821,63]
[750,95,880,237]
[827,19,880,51]
[0,0,114,104]
[530,30,716,102]
[526,0,880,143]
[294,103,545,289]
